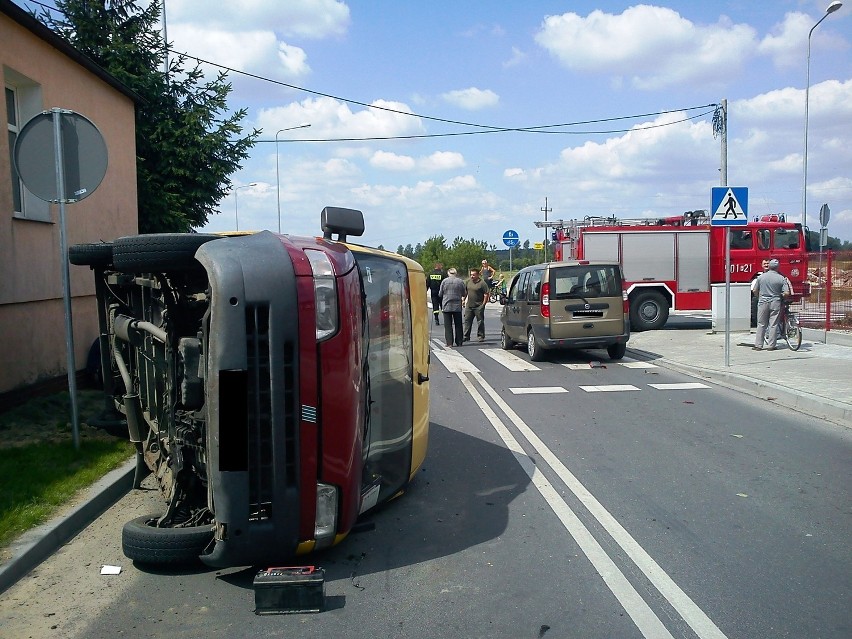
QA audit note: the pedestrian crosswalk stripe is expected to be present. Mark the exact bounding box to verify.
[483,349,540,371]
[579,385,641,392]
[647,383,709,390]
[619,362,659,369]
[510,387,568,394]
[562,363,596,370]
[431,349,480,374]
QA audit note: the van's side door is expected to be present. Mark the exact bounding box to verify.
[503,271,529,341]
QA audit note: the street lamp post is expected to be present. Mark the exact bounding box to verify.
[275,123,311,233]
[233,182,257,231]
[802,1,843,229]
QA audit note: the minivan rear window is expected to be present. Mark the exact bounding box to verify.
[551,265,621,299]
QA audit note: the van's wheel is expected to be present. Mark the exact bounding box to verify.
[607,342,626,360]
[500,327,514,350]
[630,290,669,331]
[68,242,113,267]
[527,330,545,362]
[122,515,213,565]
[112,234,220,273]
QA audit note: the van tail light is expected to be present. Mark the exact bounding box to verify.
[541,282,550,318]
[305,250,338,341]
[623,290,629,314]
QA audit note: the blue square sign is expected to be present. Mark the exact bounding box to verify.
[711,187,748,226]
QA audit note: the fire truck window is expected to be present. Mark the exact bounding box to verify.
[729,230,752,249]
[774,229,799,249]
[528,269,543,303]
[757,229,771,250]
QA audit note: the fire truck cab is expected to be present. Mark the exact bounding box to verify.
[548,211,809,331]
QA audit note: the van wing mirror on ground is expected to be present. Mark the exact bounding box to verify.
[321,207,365,242]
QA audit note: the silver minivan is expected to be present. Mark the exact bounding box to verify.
[500,261,630,361]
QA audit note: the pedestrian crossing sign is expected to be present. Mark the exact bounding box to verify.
[711,187,748,226]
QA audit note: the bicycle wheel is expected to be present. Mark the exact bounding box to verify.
[786,315,802,351]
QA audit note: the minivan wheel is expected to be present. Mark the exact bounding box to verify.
[122,515,213,566]
[527,330,545,362]
[500,327,514,350]
[607,342,626,360]
[68,242,113,267]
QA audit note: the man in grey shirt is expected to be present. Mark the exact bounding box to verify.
[438,268,466,347]
[752,258,791,350]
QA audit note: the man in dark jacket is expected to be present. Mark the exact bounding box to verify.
[427,262,446,325]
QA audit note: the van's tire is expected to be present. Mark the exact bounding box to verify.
[68,242,113,267]
[122,515,213,565]
[527,330,545,362]
[500,328,514,350]
[112,234,220,273]
[630,290,669,331]
[607,342,626,360]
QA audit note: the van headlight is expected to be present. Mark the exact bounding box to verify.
[305,250,338,341]
[314,482,338,548]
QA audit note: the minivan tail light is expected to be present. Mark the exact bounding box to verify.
[623,290,629,314]
[305,250,338,341]
[541,282,550,318]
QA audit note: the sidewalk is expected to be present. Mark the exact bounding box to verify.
[626,322,852,428]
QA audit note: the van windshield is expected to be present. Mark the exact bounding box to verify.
[551,265,621,299]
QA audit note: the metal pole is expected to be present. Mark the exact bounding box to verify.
[234,187,239,231]
[275,132,281,233]
[724,227,731,367]
[53,108,80,449]
[720,99,727,186]
[803,3,843,229]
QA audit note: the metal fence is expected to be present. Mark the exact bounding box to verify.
[797,250,852,331]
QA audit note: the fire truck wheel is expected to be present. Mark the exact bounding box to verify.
[112,233,221,273]
[68,242,113,267]
[122,515,213,565]
[630,290,669,331]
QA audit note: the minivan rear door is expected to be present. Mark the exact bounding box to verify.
[548,265,624,339]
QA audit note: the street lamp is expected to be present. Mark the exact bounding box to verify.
[233,182,257,231]
[802,1,842,228]
[275,123,311,233]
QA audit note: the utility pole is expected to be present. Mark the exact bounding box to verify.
[541,197,552,262]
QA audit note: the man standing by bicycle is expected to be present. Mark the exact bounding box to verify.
[752,258,791,351]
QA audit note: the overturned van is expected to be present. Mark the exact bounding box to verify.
[70,207,430,567]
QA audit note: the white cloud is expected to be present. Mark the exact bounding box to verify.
[441,87,499,110]
[534,6,758,89]
[504,46,527,68]
[169,25,310,78]
[420,151,465,171]
[758,11,848,69]
[256,96,426,140]
[370,151,416,171]
[166,0,350,39]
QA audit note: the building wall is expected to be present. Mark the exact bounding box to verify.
[1,13,138,393]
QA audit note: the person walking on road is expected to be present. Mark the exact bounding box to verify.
[438,268,466,347]
[427,262,446,326]
[752,258,791,351]
[463,268,490,342]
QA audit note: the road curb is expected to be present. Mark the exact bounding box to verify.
[0,458,135,595]
[626,347,852,429]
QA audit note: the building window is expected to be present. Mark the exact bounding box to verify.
[5,72,49,222]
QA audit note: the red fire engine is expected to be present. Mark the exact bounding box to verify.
[545,210,810,331]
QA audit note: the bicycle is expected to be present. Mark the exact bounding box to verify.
[488,280,505,303]
[777,298,802,351]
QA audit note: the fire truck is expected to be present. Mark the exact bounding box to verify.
[545,211,810,331]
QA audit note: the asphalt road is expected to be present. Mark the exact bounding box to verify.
[1,308,849,639]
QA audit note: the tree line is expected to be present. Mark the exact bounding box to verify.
[391,236,554,276]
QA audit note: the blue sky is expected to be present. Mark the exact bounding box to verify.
[24,1,852,246]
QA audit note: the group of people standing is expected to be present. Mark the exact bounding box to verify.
[427,260,497,347]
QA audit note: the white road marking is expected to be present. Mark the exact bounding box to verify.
[470,371,730,639]
[509,387,568,394]
[482,349,541,371]
[562,363,597,370]
[431,348,480,374]
[620,362,660,369]
[648,382,710,390]
[458,374,676,639]
[579,384,641,392]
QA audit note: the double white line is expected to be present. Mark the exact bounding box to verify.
[458,369,729,639]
